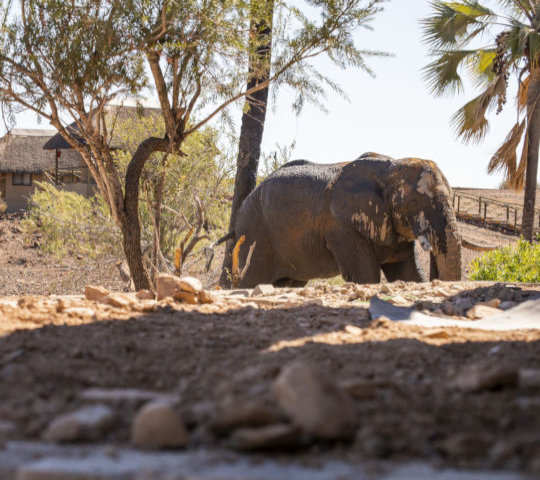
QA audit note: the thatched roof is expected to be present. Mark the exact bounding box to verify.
[0,129,85,174]
[43,103,162,151]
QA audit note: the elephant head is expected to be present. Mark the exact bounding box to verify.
[329,154,462,280]
[388,158,462,280]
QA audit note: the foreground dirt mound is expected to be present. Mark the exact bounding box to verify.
[1,280,540,473]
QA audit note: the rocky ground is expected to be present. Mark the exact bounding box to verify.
[1,277,540,477]
[1,209,540,478]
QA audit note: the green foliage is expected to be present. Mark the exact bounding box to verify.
[468,238,540,282]
[22,182,121,260]
[24,116,233,270]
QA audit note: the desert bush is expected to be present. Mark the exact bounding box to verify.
[468,239,540,283]
[23,183,122,261]
[24,116,234,283]
[0,192,6,214]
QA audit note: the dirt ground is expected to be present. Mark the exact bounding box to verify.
[1,207,540,474]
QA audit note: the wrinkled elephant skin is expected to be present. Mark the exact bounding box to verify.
[228,153,462,288]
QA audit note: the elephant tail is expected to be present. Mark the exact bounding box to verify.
[204,231,236,272]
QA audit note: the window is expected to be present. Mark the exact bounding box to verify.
[12,173,32,186]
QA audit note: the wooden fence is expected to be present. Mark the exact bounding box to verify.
[452,189,540,232]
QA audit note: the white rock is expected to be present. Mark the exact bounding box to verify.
[131,400,188,449]
[156,274,179,300]
[178,276,203,293]
[43,405,115,442]
[84,285,110,301]
[251,284,275,296]
[466,304,501,319]
[272,361,356,439]
[452,362,518,392]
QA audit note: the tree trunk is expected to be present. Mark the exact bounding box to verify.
[220,1,274,286]
[123,137,169,290]
[522,69,540,242]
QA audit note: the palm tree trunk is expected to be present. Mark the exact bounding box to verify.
[220,1,274,286]
[522,69,540,242]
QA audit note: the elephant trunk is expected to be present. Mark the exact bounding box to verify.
[431,223,462,281]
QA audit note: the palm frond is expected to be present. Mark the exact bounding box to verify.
[466,48,497,87]
[423,49,479,96]
[518,73,529,112]
[451,73,507,143]
[500,1,535,21]
[422,1,494,50]
[488,119,525,175]
[506,20,537,63]
[512,134,528,189]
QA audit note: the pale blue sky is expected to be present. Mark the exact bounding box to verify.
[3,1,525,188]
[262,0,519,188]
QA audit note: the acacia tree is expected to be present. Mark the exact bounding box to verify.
[0,0,385,290]
[423,0,540,241]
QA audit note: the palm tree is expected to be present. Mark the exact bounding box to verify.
[422,1,540,241]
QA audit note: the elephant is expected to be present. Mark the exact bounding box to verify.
[220,152,463,288]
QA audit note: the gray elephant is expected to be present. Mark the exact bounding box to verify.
[220,152,463,287]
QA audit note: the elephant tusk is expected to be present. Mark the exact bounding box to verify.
[462,238,498,252]
[417,235,433,252]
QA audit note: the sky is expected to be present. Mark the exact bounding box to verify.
[261,0,519,188]
[2,1,525,188]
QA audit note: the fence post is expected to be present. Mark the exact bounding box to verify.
[483,201,487,220]
[457,196,461,213]
[478,197,482,214]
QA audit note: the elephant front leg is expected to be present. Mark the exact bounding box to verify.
[325,229,381,284]
[381,242,427,282]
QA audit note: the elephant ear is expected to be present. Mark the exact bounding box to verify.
[326,160,394,245]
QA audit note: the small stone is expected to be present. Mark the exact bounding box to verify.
[173,291,198,304]
[228,290,251,297]
[43,405,115,442]
[466,304,501,319]
[344,325,363,336]
[499,301,517,310]
[451,361,518,392]
[178,276,203,293]
[104,294,132,308]
[482,298,502,308]
[390,295,408,305]
[251,284,275,296]
[423,329,450,339]
[519,368,540,388]
[198,290,214,304]
[340,379,376,399]
[136,289,154,300]
[210,399,282,435]
[155,274,183,301]
[272,361,356,439]
[131,400,188,449]
[84,285,110,302]
[62,307,96,318]
[453,297,474,316]
[229,423,303,451]
[380,284,393,295]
